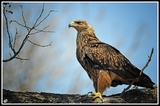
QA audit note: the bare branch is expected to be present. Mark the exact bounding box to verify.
[139,48,154,76]
[3,33,29,62]
[28,39,52,47]
[3,5,14,52]
[30,25,54,35]
[15,56,30,61]
[10,20,29,29]
[34,10,55,28]
[10,20,54,35]
[33,3,45,28]
[3,3,54,62]
[13,27,21,48]
[20,5,28,31]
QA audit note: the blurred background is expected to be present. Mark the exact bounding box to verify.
[2,2,158,96]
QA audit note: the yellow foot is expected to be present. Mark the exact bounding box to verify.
[91,92,103,100]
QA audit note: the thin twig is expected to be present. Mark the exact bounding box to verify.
[20,5,28,31]
[30,25,54,35]
[10,20,54,35]
[33,3,45,28]
[28,39,52,47]
[139,48,154,76]
[15,56,30,61]
[13,27,21,48]
[34,10,55,28]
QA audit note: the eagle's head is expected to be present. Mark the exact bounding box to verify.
[68,19,94,32]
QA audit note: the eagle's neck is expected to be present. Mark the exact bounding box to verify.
[76,28,100,49]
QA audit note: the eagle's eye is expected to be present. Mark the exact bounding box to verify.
[76,21,81,25]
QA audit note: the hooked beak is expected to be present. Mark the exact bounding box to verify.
[68,21,74,28]
[68,24,72,28]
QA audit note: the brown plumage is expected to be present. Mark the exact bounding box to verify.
[68,19,154,99]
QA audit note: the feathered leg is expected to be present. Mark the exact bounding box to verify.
[92,70,112,99]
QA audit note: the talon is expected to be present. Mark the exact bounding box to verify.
[87,91,92,95]
[91,92,103,100]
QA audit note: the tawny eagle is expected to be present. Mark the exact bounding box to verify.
[68,19,154,99]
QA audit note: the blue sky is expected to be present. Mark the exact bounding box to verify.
[2,2,158,96]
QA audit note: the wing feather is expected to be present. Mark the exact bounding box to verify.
[85,42,141,80]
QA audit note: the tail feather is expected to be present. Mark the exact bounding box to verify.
[133,73,155,88]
